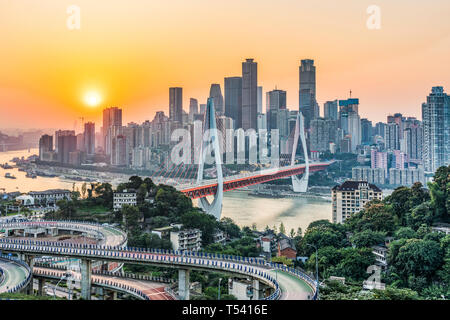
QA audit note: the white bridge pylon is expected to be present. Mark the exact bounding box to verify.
[290,112,310,193]
[196,98,224,220]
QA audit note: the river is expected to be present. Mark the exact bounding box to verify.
[0,149,331,231]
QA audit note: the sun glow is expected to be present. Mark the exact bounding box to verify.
[84,91,102,107]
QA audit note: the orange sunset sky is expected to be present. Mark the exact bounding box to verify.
[0,0,449,130]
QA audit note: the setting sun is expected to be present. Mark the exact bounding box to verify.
[84,91,102,107]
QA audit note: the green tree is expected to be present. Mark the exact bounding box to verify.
[394,227,417,240]
[219,217,241,239]
[327,247,375,281]
[128,176,144,190]
[56,199,76,219]
[94,183,113,208]
[388,239,444,284]
[279,222,286,235]
[405,202,434,230]
[429,165,450,223]
[371,287,419,300]
[121,205,142,235]
[345,201,397,234]
[384,186,412,225]
[350,230,386,248]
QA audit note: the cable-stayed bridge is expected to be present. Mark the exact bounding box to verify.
[149,98,334,219]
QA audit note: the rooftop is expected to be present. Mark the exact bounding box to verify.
[332,180,382,192]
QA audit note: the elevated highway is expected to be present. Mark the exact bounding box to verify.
[0,221,316,300]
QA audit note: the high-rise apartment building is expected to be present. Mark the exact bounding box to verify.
[371,148,388,175]
[102,107,122,152]
[54,130,75,153]
[83,122,95,155]
[422,86,450,172]
[39,135,53,161]
[332,181,383,224]
[385,122,400,151]
[309,118,338,152]
[361,118,373,145]
[402,120,423,162]
[57,134,77,164]
[242,59,258,130]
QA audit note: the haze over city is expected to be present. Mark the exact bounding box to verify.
[1,0,450,129]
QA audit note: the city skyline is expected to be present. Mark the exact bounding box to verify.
[1,0,450,129]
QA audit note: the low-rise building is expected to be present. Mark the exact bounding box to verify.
[213,229,227,245]
[372,245,388,269]
[277,236,297,260]
[332,180,383,223]
[113,189,137,211]
[28,189,71,205]
[170,228,202,252]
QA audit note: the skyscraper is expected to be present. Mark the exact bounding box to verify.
[102,107,122,152]
[266,89,287,131]
[242,59,258,130]
[54,130,75,153]
[57,134,77,164]
[361,118,373,145]
[257,86,263,114]
[324,100,338,120]
[338,98,360,152]
[224,77,242,128]
[422,86,450,172]
[310,118,338,152]
[83,122,95,155]
[209,84,224,115]
[189,98,198,122]
[169,87,183,123]
[385,122,400,151]
[299,59,318,128]
[39,134,53,161]
[402,120,423,162]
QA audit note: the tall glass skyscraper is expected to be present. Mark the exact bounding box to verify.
[209,84,224,115]
[299,59,319,129]
[169,87,183,123]
[224,76,242,128]
[422,86,450,172]
[242,59,258,130]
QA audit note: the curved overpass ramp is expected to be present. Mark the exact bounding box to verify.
[0,220,316,300]
[0,256,31,294]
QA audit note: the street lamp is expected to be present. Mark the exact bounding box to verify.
[218,278,222,300]
[53,271,72,300]
[306,244,319,300]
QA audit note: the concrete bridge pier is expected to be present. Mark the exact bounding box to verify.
[22,254,35,295]
[80,259,92,300]
[38,278,46,296]
[178,269,190,300]
[252,279,260,300]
